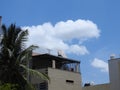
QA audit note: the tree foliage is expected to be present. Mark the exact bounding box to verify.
[0,24,49,90]
[0,83,18,90]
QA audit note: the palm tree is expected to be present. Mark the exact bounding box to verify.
[0,24,49,90]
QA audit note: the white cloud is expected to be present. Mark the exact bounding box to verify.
[55,20,100,40]
[91,58,108,72]
[67,45,89,55]
[22,19,100,55]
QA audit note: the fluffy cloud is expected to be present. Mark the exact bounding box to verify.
[54,20,100,40]
[22,19,100,55]
[91,58,108,72]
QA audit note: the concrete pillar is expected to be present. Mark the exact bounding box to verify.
[52,60,56,68]
[0,16,2,37]
[0,16,2,27]
[75,63,79,72]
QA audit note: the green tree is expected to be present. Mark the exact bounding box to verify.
[0,24,49,90]
[0,83,17,90]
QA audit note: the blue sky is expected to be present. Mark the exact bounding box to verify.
[1,0,120,85]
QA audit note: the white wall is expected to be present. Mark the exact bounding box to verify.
[48,68,82,90]
[109,58,120,90]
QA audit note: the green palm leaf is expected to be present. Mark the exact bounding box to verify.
[20,64,49,82]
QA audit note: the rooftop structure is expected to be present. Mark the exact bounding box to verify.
[30,53,82,90]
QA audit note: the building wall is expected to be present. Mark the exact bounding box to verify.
[82,83,110,90]
[109,58,120,90]
[48,68,82,90]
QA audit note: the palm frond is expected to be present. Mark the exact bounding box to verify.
[15,29,28,51]
[7,48,14,58]
[20,64,49,82]
[16,45,38,65]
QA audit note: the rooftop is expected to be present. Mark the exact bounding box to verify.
[32,53,80,64]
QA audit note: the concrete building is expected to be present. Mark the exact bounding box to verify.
[30,53,82,90]
[109,56,120,90]
[82,55,120,90]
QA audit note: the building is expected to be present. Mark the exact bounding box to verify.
[83,55,120,90]
[30,53,82,90]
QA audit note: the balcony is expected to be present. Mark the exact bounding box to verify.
[32,53,80,73]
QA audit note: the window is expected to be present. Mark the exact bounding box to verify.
[33,82,48,90]
[39,82,48,90]
[66,80,74,84]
